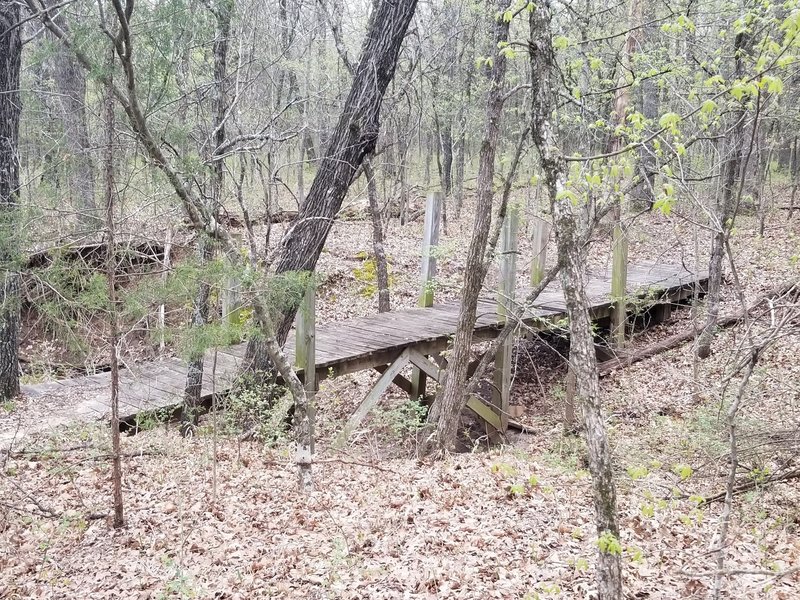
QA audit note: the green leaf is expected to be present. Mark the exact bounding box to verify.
[597,531,623,556]
[700,99,717,115]
[554,35,570,50]
[673,464,694,480]
[658,112,681,134]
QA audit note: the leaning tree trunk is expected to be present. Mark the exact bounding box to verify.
[423,0,510,454]
[0,0,21,401]
[244,0,418,376]
[364,156,390,313]
[696,29,749,360]
[529,4,622,598]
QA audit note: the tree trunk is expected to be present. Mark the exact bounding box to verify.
[423,0,510,453]
[0,0,21,401]
[50,33,100,230]
[102,48,124,527]
[697,30,749,360]
[244,0,418,376]
[183,0,231,427]
[364,156,390,313]
[528,5,622,598]
[453,51,474,222]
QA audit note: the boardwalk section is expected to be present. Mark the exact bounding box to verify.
[9,261,707,442]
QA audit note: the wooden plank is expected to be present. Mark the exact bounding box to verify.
[373,365,413,395]
[419,191,443,307]
[530,216,550,286]
[407,348,442,382]
[491,209,518,437]
[466,396,503,432]
[335,349,411,447]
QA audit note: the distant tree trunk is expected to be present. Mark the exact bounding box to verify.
[423,0,510,453]
[183,0,231,428]
[244,0,418,377]
[697,29,750,360]
[529,5,622,598]
[439,124,453,196]
[453,53,474,221]
[0,0,21,401]
[50,35,100,230]
[364,156,390,313]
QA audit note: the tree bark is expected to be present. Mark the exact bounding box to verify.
[0,0,21,401]
[696,29,750,360]
[102,48,124,527]
[50,32,100,230]
[423,0,510,454]
[244,0,418,376]
[528,4,622,598]
[364,156,390,313]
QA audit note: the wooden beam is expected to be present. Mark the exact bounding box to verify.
[373,365,413,395]
[490,208,518,438]
[335,349,411,447]
[530,216,550,286]
[407,348,442,381]
[412,192,443,403]
[295,278,317,458]
[222,232,244,324]
[466,396,503,432]
[611,223,629,347]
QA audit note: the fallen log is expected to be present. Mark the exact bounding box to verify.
[599,280,799,377]
[700,466,800,506]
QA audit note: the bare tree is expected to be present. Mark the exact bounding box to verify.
[696,23,752,359]
[102,45,124,529]
[0,0,21,401]
[182,0,233,433]
[423,0,511,453]
[528,3,622,598]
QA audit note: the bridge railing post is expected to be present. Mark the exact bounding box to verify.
[490,207,519,438]
[530,216,550,287]
[411,191,443,403]
[295,276,317,459]
[611,222,629,347]
[222,232,244,324]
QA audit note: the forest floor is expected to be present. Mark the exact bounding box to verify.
[1,193,799,599]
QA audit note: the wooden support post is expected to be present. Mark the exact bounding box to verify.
[158,226,173,353]
[530,216,550,286]
[222,232,244,324]
[610,223,629,347]
[490,208,519,439]
[295,277,317,459]
[411,191,442,403]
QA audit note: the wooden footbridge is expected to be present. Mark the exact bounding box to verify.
[8,195,708,445]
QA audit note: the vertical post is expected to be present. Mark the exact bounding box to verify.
[222,232,243,324]
[563,363,577,432]
[530,216,550,286]
[610,222,629,347]
[490,208,519,439]
[411,191,443,402]
[295,277,316,465]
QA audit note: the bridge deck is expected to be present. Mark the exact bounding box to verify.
[15,262,707,434]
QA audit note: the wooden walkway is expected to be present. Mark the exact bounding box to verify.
[10,262,706,440]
